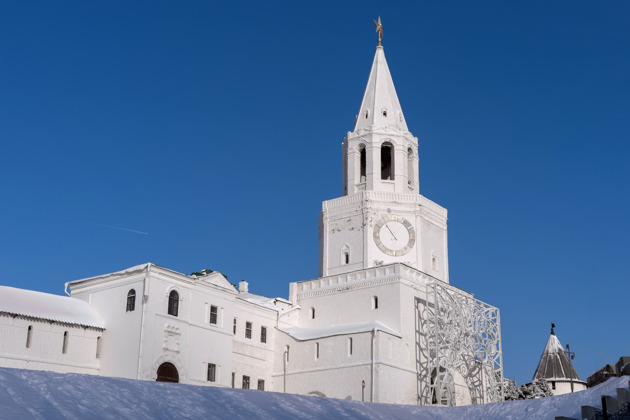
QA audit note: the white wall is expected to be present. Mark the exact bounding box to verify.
[0,313,101,375]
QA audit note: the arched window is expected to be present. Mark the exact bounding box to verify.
[126,289,136,312]
[407,148,414,186]
[381,142,394,180]
[359,145,366,182]
[168,290,179,317]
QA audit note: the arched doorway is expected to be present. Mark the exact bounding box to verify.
[156,362,179,383]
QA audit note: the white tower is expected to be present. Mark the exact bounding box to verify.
[319,41,449,281]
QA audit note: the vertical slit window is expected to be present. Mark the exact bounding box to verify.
[315,342,320,359]
[233,318,237,335]
[96,336,101,358]
[168,291,179,316]
[231,372,235,388]
[62,331,68,354]
[26,325,33,348]
[372,296,379,310]
[310,307,315,319]
[126,289,136,312]
[349,337,353,356]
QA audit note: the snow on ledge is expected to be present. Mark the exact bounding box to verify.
[279,320,401,341]
[0,286,104,329]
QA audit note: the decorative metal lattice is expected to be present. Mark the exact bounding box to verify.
[415,282,503,406]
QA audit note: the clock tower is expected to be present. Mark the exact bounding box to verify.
[319,40,449,283]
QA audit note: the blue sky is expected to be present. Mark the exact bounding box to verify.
[1,1,628,386]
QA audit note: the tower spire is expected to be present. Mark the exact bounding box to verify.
[353,29,408,133]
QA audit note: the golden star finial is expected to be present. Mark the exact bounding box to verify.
[374,16,384,46]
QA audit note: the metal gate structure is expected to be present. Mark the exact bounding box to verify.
[416,282,503,406]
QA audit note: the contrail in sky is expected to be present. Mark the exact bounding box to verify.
[92,223,149,235]
[51,215,150,235]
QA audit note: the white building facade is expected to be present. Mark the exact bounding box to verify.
[0,36,503,407]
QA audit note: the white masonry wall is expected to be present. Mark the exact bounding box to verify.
[0,313,102,375]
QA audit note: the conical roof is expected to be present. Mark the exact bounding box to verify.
[533,332,583,382]
[353,46,408,133]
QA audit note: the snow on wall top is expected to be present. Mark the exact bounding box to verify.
[279,320,400,341]
[533,333,583,382]
[0,286,104,329]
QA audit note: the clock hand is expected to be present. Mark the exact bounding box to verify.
[385,223,398,241]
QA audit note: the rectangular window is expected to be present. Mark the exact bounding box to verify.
[245,322,252,339]
[233,318,237,335]
[242,375,250,389]
[207,363,216,382]
[210,305,218,325]
[231,372,235,388]
[260,326,267,343]
[257,379,265,391]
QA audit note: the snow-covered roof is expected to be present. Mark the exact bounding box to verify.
[236,292,288,312]
[279,320,401,341]
[0,286,104,329]
[533,333,583,382]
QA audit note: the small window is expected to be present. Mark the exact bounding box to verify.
[310,307,315,319]
[372,296,379,310]
[242,375,250,389]
[207,363,216,382]
[96,336,101,358]
[285,345,290,363]
[382,107,387,117]
[364,109,370,119]
[233,318,237,335]
[245,321,252,339]
[257,379,265,391]
[126,289,136,312]
[231,372,235,388]
[62,331,68,354]
[168,290,179,316]
[348,337,353,356]
[26,325,33,348]
[209,305,218,325]
[343,251,349,265]
[432,254,438,271]
[261,326,267,343]
[551,381,556,390]
[315,342,320,359]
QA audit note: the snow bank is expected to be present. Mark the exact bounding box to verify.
[0,368,627,420]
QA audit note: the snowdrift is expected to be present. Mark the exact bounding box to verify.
[0,368,628,419]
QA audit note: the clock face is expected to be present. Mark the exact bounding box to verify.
[373,215,416,256]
